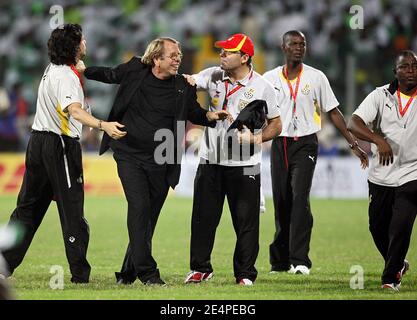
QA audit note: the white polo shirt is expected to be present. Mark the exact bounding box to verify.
[353,83,417,187]
[32,63,85,138]
[263,63,339,137]
[193,66,280,166]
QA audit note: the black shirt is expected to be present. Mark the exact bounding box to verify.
[109,70,176,165]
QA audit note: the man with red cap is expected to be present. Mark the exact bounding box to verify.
[184,34,282,286]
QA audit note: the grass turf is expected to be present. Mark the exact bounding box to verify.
[0,195,416,300]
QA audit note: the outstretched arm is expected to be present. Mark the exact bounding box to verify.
[186,85,230,127]
[76,59,131,84]
[328,107,369,169]
[67,103,126,140]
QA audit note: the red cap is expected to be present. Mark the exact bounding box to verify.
[215,33,254,57]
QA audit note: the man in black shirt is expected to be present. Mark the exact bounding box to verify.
[78,37,228,285]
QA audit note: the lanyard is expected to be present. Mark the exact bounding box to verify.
[222,70,253,110]
[70,64,90,115]
[70,64,84,90]
[397,88,416,117]
[283,65,303,114]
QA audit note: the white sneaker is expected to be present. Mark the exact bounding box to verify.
[287,265,296,274]
[294,265,310,275]
[238,278,253,286]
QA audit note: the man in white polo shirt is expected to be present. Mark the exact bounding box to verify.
[184,33,282,286]
[263,30,368,275]
[0,24,125,283]
[348,50,417,291]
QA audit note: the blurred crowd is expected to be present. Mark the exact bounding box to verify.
[0,0,416,154]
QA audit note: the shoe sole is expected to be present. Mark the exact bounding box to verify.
[382,284,400,291]
[145,283,167,287]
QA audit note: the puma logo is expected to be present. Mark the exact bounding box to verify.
[308,155,315,162]
[385,103,392,110]
[249,175,255,180]
[66,95,72,99]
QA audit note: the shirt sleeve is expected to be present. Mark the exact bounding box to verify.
[58,73,83,112]
[192,67,216,91]
[263,81,281,119]
[263,70,274,84]
[352,89,379,125]
[318,71,339,112]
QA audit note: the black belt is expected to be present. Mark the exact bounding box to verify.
[31,130,80,141]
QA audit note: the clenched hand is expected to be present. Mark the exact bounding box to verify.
[102,122,127,140]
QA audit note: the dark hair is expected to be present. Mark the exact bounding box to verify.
[282,30,305,46]
[48,24,83,65]
[239,52,252,66]
[395,50,417,67]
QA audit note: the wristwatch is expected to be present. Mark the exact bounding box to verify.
[349,140,359,149]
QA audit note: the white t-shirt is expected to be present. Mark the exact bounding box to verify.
[32,63,86,138]
[263,63,339,137]
[353,83,417,187]
[193,66,280,166]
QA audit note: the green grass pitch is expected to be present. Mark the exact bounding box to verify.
[1,196,416,300]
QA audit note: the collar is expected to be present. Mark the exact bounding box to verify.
[222,67,254,86]
[387,79,399,95]
[280,63,304,83]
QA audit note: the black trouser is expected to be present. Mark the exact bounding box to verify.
[269,134,318,270]
[368,180,417,284]
[190,160,260,282]
[2,131,91,283]
[113,152,169,283]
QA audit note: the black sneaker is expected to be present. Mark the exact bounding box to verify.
[144,276,166,286]
[115,272,136,285]
[71,277,89,284]
[270,264,291,273]
[116,278,135,285]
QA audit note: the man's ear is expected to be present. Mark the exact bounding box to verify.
[241,54,249,65]
[392,67,396,75]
